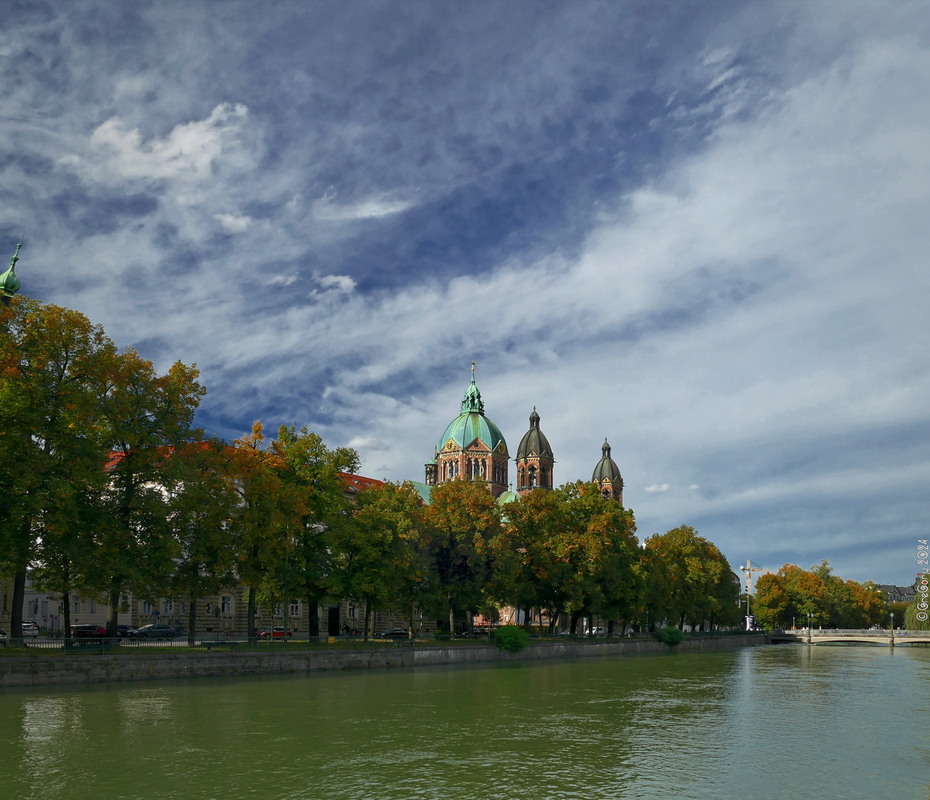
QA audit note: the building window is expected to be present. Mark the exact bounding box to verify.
[221,596,232,614]
[289,603,300,617]
[348,603,357,619]
[73,598,81,614]
[89,600,96,614]
[142,601,152,614]
[163,600,173,614]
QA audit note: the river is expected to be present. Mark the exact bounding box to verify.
[0,644,927,799]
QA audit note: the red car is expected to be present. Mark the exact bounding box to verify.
[257,627,294,640]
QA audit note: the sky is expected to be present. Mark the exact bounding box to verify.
[2,1,928,587]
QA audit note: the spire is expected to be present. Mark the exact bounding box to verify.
[529,406,540,428]
[0,234,23,304]
[602,438,611,458]
[460,361,485,415]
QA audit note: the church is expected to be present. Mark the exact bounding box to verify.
[419,364,625,505]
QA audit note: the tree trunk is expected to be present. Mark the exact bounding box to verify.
[305,593,320,638]
[62,588,72,645]
[247,586,257,643]
[187,595,198,646]
[107,586,120,639]
[11,563,26,645]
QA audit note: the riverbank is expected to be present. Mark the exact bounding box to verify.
[0,634,769,689]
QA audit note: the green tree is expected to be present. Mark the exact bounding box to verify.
[558,482,640,634]
[644,526,738,630]
[489,487,568,630]
[422,479,503,633]
[0,297,117,641]
[226,422,303,642]
[329,481,428,640]
[88,350,205,636]
[273,426,359,638]
[166,439,242,644]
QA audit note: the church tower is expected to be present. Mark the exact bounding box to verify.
[592,438,624,503]
[425,363,509,497]
[515,407,554,496]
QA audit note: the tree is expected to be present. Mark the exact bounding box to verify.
[0,297,117,641]
[422,479,503,633]
[226,422,302,643]
[488,487,568,630]
[88,350,205,636]
[752,562,886,629]
[558,482,640,634]
[329,481,428,640]
[166,439,242,644]
[273,426,358,637]
[644,526,738,630]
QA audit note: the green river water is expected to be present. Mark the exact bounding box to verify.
[0,644,927,800]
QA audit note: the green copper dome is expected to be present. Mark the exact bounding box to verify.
[0,237,22,302]
[435,368,508,454]
[497,486,520,506]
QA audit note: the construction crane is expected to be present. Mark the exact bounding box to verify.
[739,560,771,630]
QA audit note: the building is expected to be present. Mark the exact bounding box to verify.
[423,364,624,506]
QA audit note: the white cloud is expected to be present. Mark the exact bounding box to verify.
[267,273,299,288]
[312,190,415,222]
[314,274,356,294]
[644,484,671,494]
[83,103,249,185]
[215,213,252,233]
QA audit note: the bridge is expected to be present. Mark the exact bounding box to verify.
[770,629,930,647]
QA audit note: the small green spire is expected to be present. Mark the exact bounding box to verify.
[0,234,23,304]
[460,360,485,415]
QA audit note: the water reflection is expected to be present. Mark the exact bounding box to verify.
[0,646,927,799]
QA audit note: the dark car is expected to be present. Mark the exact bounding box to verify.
[116,624,137,638]
[378,628,409,639]
[0,628,7,646]
[70,624,107,640]
[257,627,293,639]
[129,624,176,639]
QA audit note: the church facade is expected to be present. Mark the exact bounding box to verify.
[423,365,624,505]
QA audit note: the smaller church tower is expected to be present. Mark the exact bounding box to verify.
[592,438,623,503]
[515,407,554,495]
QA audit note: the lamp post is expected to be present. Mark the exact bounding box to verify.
[890,611,895,648]
[807,611,813,645]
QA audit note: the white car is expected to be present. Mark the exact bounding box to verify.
[21,622,39,638]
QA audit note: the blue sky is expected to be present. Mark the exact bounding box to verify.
[3,1,929,586]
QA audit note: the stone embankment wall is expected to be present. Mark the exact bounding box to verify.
[0,635,767,689]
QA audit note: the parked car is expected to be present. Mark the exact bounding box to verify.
[21,622,40,638]
[116,624,137,638]
[70,624,107,639]
[0,628,7,646]
[378,628,409,639]
[257,627,293,639]
[128,624,176,639]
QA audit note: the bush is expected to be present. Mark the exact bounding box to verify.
[493,625,529,653]
[655,626,685,646]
